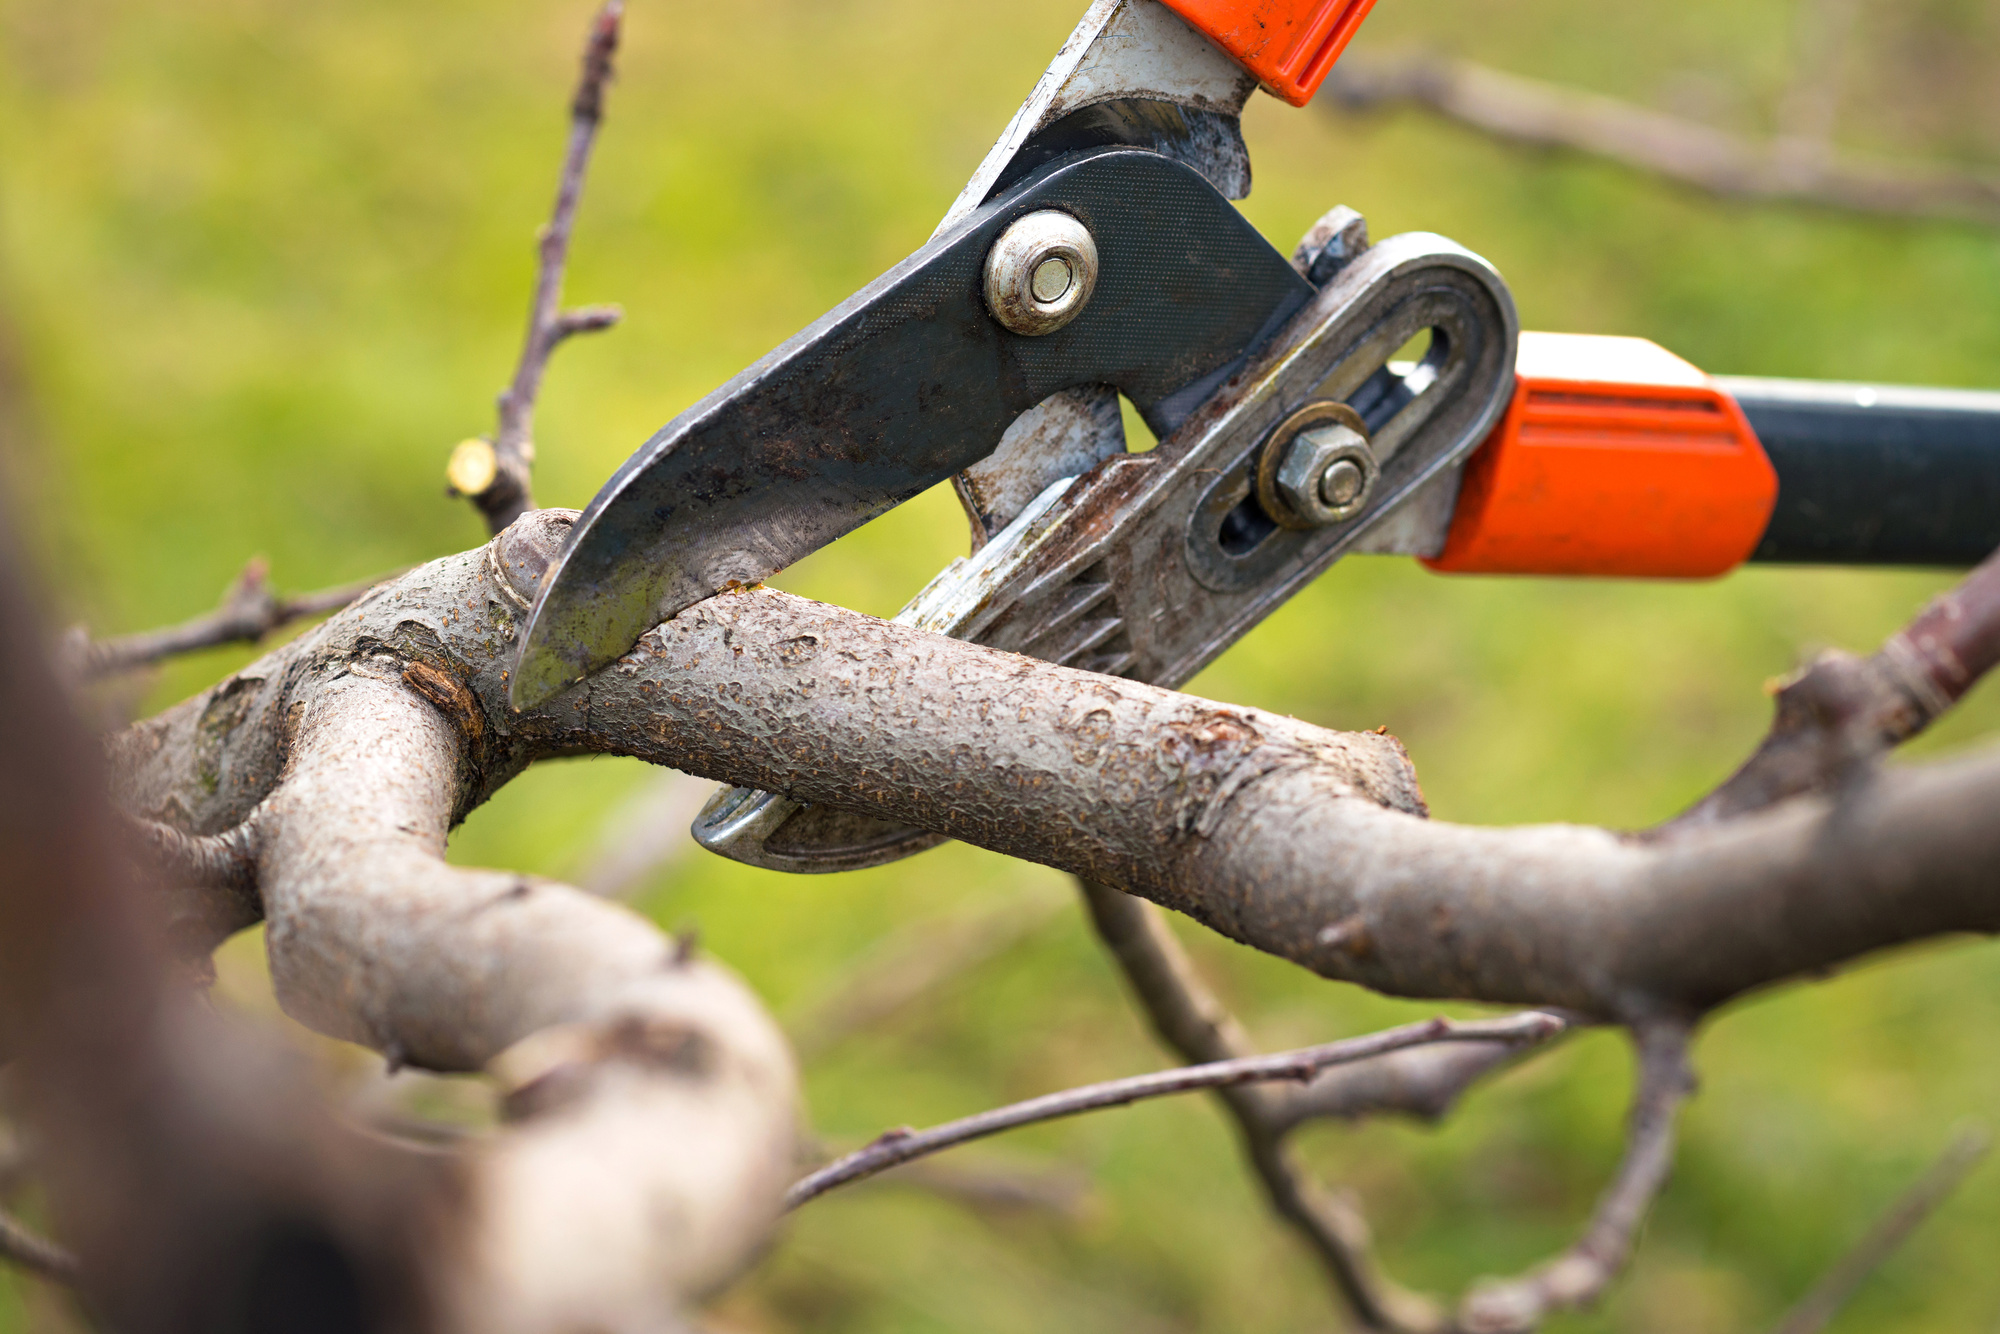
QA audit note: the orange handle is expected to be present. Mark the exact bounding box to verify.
[1155,0,1381,106]
[1424,334,1779,579]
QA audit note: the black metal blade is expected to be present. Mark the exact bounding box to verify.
[511,147,1311,706]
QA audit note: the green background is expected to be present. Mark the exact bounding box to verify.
[3,0,2000,1328]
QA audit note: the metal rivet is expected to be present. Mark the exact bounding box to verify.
[1031,256,1073,303]
[1256,401,1379,530]
[984,210,1098,337]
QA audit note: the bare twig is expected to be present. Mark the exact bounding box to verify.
[786,1013,1561,1210]
[71,558,393,680]
[1078,878,1451,1333]
[1771,1126,1991,1334]
[451,1,626,534]
[1459,1021,1695,1333]
[0,1205,78,1284]
[1322,54,2000,226]
[1669,543,2000,828]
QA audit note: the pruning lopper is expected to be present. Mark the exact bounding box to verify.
[510,0,2000,871]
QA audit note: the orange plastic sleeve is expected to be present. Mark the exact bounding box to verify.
[1156,0,1381,106]
[1423,334,1778,579]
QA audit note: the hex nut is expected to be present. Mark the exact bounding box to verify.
[984,210,1098,337]
[1255,400,1377,530]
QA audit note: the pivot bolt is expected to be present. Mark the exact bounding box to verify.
[984,210,1098,337]
[1257,401,1378,530]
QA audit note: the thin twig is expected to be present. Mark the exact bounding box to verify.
[1322,54,2000,227]
[1459,1021,1695,1333]
[1771,1126,1991,1334]
[1078,879,1453,1333]
[1667,543,2000,829]
[0,1203,77,1284]
[452,0,626,534]
[786,1013,1561,1210]
[72,558,394,680]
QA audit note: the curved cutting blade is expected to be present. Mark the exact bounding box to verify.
[509,146,1311,707]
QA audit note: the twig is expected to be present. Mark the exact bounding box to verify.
[1321,54,2000,227]
[786,1012,1561,1210]
[1077,879,1453,1333]
[1458,1021,1695,1333]
[71,558,393,680]
[1668,543,2000,829]
[1770,1126,1991,1334]
[0,1205,77,1284]
[450,1,626,534]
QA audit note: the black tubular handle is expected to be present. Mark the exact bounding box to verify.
[1717,376,2000,567]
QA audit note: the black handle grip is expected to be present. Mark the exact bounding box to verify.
[1717,376,2000,567]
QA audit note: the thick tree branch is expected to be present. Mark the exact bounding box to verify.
[111,512,2000,1026]
[69,558,393,680]
[451,1,626,533]
[1770,1126,1991,1334]
[786,1013,1560,1209]
[1322,54,2000,227]
[257,670,797,1329]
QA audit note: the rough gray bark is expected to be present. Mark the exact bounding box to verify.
[115,509,2000,1022]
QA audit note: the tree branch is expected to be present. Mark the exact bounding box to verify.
[785,1013,1560,1209]
[1322,54,2000,227]
[451,0,626,534]
[1459,1021,1695,1333]
[1770,1125,1991,1334]
[1670,544,2000,828]
[69,558,394,680]
[111,512,2000,1025]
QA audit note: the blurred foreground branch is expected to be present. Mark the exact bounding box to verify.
[1322,54,2000,227]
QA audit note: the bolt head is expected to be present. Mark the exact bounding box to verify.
[1320,457,1365,507]
[984,210,1098,337]
[1273,423,1377,527]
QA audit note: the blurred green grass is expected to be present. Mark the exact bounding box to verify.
[4,0,2000,1329]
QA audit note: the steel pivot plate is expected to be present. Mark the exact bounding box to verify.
[694,226,1519,872]
[509,147,1311,708]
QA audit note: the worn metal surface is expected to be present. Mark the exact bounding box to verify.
[512,147,1312,707]
[697,230,1517,871]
